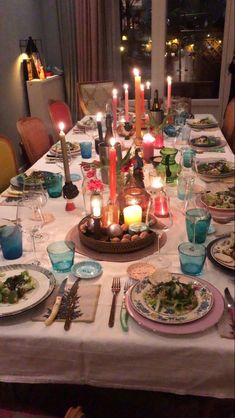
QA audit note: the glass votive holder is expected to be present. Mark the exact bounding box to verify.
[177,175,195,201]
[185,208,211,244]
[178,242,206,276]
[47,240,75,272]
[181,148,196,168]
[80,141,92,159]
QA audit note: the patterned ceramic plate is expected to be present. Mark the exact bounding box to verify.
[190,136,220,147]
[129,274,213,324]
[187,118,218,129]
[207,235,235,272]
[50,141,80,156]
[71,260,102,279]
[0,264,55,317]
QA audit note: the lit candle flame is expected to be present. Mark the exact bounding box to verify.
[112,88,118,98]
[167,76,172,84]
[96,112,102,122]
[59,122,65,132]
[110,137,115,147]
[133,68,140,77]
[146,81,151,89]
[140,83,144,91]
[123,83,128,91]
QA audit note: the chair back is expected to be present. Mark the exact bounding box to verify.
[16,117,53,166]
[0,135,18,192]
[222,98,235,151]
[170,96,192,114]
[77,81,114,116]
[48,100,73,135]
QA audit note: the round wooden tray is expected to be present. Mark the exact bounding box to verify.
[78,218,156,254]
[66,225,167,262]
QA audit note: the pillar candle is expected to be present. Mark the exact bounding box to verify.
[140,84,145,115]
[123,84,129,122]
[146,81,151,110]
[142,133,155,162]
[109,137,116,204]
[133,68,141,140]
[58,122,71,182]
[167,76,172,113]
[112,89,118,131]
[96,112,103,143]
[123,205,142,226]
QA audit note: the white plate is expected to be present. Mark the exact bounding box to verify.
[187,118,218,129]
[0,264,55,317]
[130,274,214,325]
[208,235,235,271]
[49,142,80,156]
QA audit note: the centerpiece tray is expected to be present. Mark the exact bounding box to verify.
[66,225,167,262]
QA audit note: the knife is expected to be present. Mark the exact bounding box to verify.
[44,278,68,326]
[224,287,235,323]
[64,278,80,331]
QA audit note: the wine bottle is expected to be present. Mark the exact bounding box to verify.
[104,113,113,145]
[151,89,161,111]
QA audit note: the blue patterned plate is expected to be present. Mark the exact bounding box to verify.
[130,274,213,324]
[71,260,102,279]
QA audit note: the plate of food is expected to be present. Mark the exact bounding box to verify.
[129,274,213,325]
[190,136,221,148]
[187,117,218,129]
[194,159,235,179]
[10,171,56,190]
[50,141,80,156]
[207,233,235,273]
[200,190,235,213]
[0,264,55,317]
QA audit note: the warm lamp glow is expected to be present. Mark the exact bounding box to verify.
[59,122,65,132]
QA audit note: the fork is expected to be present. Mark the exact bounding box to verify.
[108,277,121,328]
[120,280,132,332]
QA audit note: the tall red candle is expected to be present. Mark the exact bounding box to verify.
[167,76,172,113]
[140,83,145,115]
[109,137,116,203]
[112,89,118,131]
[142,133,154,162]
[133,68,141,140]
[124,84,129,122]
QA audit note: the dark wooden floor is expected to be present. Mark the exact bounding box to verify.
[0,383,234,418]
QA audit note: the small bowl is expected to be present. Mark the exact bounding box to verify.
[71,260,102,279]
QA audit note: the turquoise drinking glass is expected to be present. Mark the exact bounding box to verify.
[185,208,211,244]
[178,242,206,276]
[47,240,75,272]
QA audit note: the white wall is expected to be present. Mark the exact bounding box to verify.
[0,0,61,166]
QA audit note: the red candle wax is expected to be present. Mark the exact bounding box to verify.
[124,84,129,122]
[154,195,169,217]
[154,133,164,149]
[109,138,116,204]
[112,89,118,131]
[142,133,154,162]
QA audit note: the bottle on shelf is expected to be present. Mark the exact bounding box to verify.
[104,113,113,146]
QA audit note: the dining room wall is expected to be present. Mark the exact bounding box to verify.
[0,0,61,168]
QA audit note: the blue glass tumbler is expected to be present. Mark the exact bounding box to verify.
[178,242,206,276]
[0,224,23,260]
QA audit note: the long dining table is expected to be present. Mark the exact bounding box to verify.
[0,115,234,400]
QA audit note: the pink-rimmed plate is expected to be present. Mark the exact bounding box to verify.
[125,276,224,335]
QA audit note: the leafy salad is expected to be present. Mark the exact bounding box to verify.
[0,270,36,304]
[144,277,198,315]
[202,190,235,209]
[196,160,233,176]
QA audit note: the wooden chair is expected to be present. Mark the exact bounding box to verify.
[77,81,114,117]
[16,117,54,166]
[222,98,235,153]
[0,135,19,192]
[48,99,73,136]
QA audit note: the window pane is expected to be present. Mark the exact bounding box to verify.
[120,0,152,98]
[166,0,226,98]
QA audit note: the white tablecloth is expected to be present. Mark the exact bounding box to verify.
[0,117,234,399]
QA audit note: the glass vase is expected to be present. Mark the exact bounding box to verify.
[156,147,181,184]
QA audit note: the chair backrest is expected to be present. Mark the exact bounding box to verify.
[222,98,235,149]
[170,96,192,113]
[77,81,114,116]
[16,117,53,166]
[0,135,18,192]
[48,100,73,135]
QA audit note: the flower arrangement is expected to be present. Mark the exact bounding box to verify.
[87,178,104,192]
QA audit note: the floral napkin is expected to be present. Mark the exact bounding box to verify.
[32,284,101,323]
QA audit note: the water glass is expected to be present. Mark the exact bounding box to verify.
[178,242,206,276]
[80,141,92,159]
[181,125,191,144]
[186,208,211,244]
[0,223,23,260]
[177,175,195,201]
[47,240,75,272]
[46,174,63,198]
[181,148,196,168]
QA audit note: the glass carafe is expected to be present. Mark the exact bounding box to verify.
[156,147,181,184]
